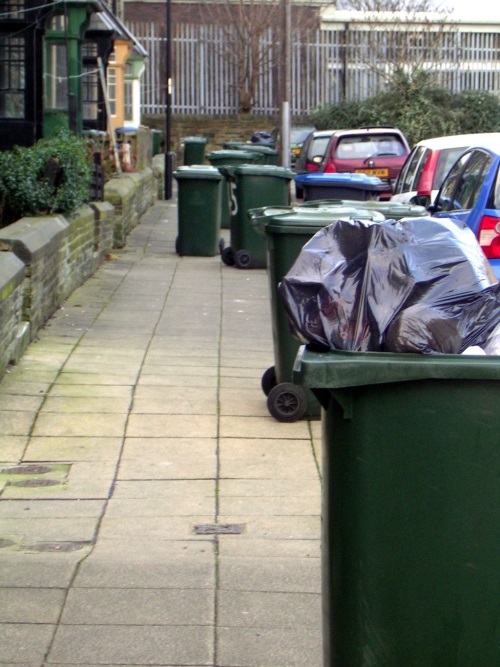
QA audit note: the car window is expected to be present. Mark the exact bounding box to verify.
[397,146,428,193]
[291,128,314,144]
[437,150,491,212]
[334,134,407,160]
[308,136,330,160]
[433,147,468,189]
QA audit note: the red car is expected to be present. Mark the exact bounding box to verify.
[318,127,411,199]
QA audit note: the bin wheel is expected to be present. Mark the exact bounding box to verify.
[221,247,235,266]
[267,383,307,422]
[261,366,277,397]
[235,249,253,269]
[218,237,225,254]
[175,236,181,255]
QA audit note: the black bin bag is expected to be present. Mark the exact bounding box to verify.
[278,215,500,353]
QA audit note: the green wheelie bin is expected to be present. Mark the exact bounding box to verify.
[173,165,223,256]
[206,150,263,229]
[183,136,208,165]
[220,165,294,269]
[250,205,385,422]
[293,345,500,667]
[298,198,427,220]
[222,142,279,165]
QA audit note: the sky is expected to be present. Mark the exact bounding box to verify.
[437,0,500,20]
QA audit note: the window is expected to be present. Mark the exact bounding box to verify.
[45,42,68,109]
[107,67,116,116]
[124,80,133,121]
[437,150,492,212]
[82,66,99,120]
[0,36,25,117]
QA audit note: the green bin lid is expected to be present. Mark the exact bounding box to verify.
[294,346,500,390]
[233,164,295,179]
[206,149,261,162]
[173,165,222,180]
[183,136,208,144]
[298,199,427,220]
[250,206,385,236]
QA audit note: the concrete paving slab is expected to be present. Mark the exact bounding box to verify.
[47,624,213,665]
[47,384,133,398]
[137,373,217,388]
[0,624,56,663]
[23,436,123,462]
[0,436,28,461]
[55,372,136,386]
[0,499,105,518]
[105,495,216,517]
[219,416,310,440]
[126,413,217,439]
[0,552,81,587]
[96,515,216,541]
[0,411,37,436]
[0,587,66,622]
[218,556,321,594]
[32,412,128,438]
[218,537,320,559]
[217,589,320,628]
[0,517,98,542]
[217,625,322,667]
[0,394,45,411]
[111,478,215,499]
[219,494,320,516]
[61,587,214,625]
[215,515,320,541]
[131,392,217,415]
[0,380,51,396]
[41,396,131,414]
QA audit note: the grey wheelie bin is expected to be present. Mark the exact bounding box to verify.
[183,136,208,165]
[293,345,500,667]
[173,165,223,256]
[220,165,294,269]
[294,172,387,201]
[250,205,385,421]
[206,150,263,229]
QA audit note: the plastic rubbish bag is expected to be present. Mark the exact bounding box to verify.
[250,130,275,146]
[279,215,499,353]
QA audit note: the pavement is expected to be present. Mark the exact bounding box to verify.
[0,194,323,667]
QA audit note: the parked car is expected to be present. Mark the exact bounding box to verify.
[392,133,500,207]
[271,126,315,168]
[317,126,411,199]
[429,143,500,279]
[294,129,336,197]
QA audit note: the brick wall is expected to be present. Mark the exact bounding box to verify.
[0,168,158,379]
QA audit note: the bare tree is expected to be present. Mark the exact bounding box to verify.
[196,0,319,113]
[336,0,457,94]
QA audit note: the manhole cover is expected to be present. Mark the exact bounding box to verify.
[24,541,92,553]
[8,479,60,487]
[194,523,245,535]
[0,538,15,549]
[1,464,54,475]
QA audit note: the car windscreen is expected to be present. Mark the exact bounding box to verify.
[334,135,407,160]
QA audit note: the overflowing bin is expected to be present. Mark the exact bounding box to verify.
[294,172,388,201]
[293,345,500,666]
[206,150,263,229]
[183,136,208,166]
[220,165,294,269]
[250,205,385,421]
[173,165,223,256]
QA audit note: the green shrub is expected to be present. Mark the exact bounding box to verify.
[313,81,500,146]
[0,132,92,227]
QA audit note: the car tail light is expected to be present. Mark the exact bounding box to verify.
[305,163,320,172]
[416,151,438,199]
[478,215,500,258]
[323,163,337,173]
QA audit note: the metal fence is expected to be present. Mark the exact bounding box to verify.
[130,21,500,116]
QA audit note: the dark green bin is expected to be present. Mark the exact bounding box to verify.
[222,142,279,165]
[294,346,500,667]
[173,165,222,256]
[206,150,263,229]
[183,136,208,165]
[220,165,294,269]
[250,206,385,421]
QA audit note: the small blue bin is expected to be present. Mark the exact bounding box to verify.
[294,172,387,202]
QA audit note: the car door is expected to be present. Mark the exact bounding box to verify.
[392,145,429,202]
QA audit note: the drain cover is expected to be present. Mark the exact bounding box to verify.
[1,465,54,475]
[23,541,92,553]
[8,479,60,487]
[194,523,244,535]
